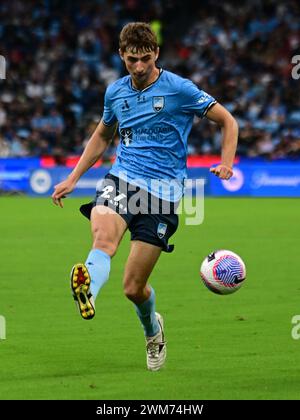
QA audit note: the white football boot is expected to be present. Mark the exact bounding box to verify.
[146,312,166,371]
[70,263,95,320]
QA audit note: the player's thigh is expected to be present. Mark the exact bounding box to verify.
[91,205,128,256]
[123,240,162,292]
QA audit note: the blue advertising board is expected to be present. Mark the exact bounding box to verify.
[210,164,300,197]
[28,167,109,196]
[28,167,210,197]
[1,157,300,198]
[0,157,40,192]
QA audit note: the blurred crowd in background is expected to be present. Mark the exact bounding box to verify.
[0,0,299,161]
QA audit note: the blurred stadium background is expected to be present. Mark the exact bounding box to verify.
[1,0,300,401]
[0,0,300,197]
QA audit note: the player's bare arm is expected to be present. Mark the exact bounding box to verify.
[52,120,117,207]
[206,103,238,180]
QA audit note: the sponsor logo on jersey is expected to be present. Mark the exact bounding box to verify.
[197,92,212,104]
[120,128,133,146]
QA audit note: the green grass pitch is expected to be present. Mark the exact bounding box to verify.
[0,196,300,400]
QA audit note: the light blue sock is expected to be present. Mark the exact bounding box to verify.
[85,249,111,300]
[135,287,160,337]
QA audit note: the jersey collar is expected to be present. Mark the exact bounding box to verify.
[130,68,163,93]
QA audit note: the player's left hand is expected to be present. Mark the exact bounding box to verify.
[210,164,233,180]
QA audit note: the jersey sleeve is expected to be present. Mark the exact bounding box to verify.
[102,86,117,126]
[180,79,217,118]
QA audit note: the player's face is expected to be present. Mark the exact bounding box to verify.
[120,48,159,89]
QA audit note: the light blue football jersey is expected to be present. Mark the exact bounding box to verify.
[103,69,216,201]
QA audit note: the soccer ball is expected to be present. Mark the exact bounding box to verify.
[200,250,246,295]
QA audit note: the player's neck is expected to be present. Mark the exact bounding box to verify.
[131,67,160,91]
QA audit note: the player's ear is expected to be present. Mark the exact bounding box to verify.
[155,47,160,61]
[119,48,124,61]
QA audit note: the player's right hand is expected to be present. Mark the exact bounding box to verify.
[52,179,76,208]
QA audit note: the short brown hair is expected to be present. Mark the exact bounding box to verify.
[119,22,158,53]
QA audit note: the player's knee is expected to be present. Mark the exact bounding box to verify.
[123,280,144,302]
[92,229,117,257]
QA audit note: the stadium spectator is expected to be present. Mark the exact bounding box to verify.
[0,0,299,160]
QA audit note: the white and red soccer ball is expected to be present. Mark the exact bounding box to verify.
[200,250,246,295]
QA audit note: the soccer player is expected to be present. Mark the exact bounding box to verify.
[52,22,238,371]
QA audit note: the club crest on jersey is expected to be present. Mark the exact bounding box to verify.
[153,96,165,112]
[157,223,167,239]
